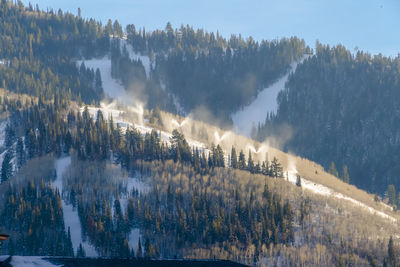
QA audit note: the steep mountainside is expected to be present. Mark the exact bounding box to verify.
[256,43,400,195]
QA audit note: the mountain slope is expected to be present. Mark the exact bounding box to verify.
[256,43,400,195]
[0,92,398,265]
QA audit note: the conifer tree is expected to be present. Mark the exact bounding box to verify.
[76,243,86,258]
[230,146,238,169]
[238,150,246,170]
[328,161,339,177]
[342,165,350,183]
[388,185,396,207]
[247,150,254,173]
[388,236,396,267]
[1,150,13,183]
[296,175,302,187]
[5,124,15,148]
[16,137,25,168]
[137,238,142,258]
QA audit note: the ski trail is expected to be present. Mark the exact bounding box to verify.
[54,157,98,257]
[77,57,127,102]
[232,56,309,137]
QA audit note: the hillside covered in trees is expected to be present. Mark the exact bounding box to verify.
[1,1,400,266]
[0,96,398,266]
[0,0,111,103]
[255,43,400,196]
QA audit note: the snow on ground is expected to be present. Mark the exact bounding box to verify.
[0,60,9,66]
[54,157,98,257]
[116,173,146,251]
[80,105,210,155]
[128,228,140,252]
[232,56,309,137]
[119,173,149,215]
[77,57,128,102]
[0,255,9,262]
[119,39,151,79]
[0,120,8,147]
[0,140,19,174]
[10,256,61,267]
[78,37,184,115]
[0,121,18,174]
[285,165,397,223]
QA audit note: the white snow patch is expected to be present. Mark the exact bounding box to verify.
[119,175,148,214]
[0,121,8,147]
[77,57,128,102]
[0,60,9,67]
[119,39,152,79]
[10,256,61,267]
[0,140,18,175]
[115,173,146,251]
[80,105,210,155]
[232,56,309,137]
[54,157,98,257]
[128,228,140,251]
[0,255,9,262]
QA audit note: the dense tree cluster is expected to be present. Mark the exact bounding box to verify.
[0,95,291,260]
[0,0,108,103]
[62,158,294,261]
[110,39,177,112]
[0,179,74,256]
[256,43,400,194]
[0,98,398,265]
[3,98,285,181]
[107,23,311,120]
[132,161,294,258]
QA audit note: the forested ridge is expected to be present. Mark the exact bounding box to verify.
[3,0,400,198]
[0,0,109,103]
[0,91,398,266]
[119,23,309,120]
[0,0,310,122]
[256,43,400,196]
[1,1,400,266]
[0,96,295,264]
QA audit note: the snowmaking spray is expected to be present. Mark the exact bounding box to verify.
[128,103,144,125]
[214,131,230,144]
[171,118,189,128]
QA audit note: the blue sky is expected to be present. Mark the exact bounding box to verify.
[21,0,400,57]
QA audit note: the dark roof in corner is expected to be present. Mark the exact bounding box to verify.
[0,234,9,241]
[47,258,249,267]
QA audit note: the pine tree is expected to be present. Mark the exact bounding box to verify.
[95,68,103,96]
[328,161,339,177]
[388,184,396,207]
[66,227,74,257]
[16,137,25,168]
[247,150,254,173]
[137,238,142,258]
[77,243,86,258]
[5,124,15,148]
[1,150,13,183]
[238,150,246,170]
[270,157,283,178]
[342,165,350,183]
[388,236,396,267]
[25,129,37,159]
[296,175,302,187]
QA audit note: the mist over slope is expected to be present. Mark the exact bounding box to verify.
[0,1,400,266]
